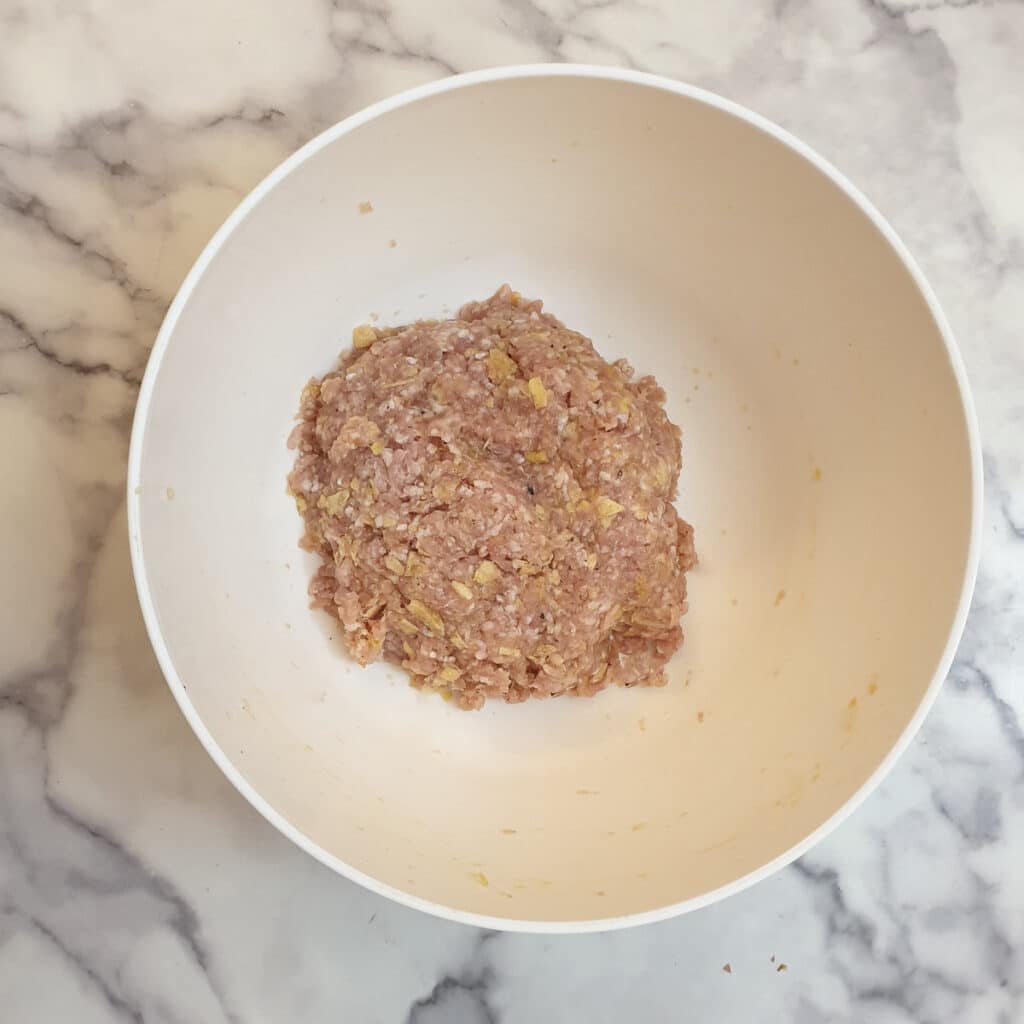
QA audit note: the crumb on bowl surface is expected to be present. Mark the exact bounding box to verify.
[287,285,695,709]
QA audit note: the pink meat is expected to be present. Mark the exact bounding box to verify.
[288,286,696,709]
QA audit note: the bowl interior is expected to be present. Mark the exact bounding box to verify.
[131,72,975,926]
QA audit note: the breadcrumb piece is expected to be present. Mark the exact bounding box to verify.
[474,560,501,584]
[352,324,377,349]
[596,496,624,522]
[487,347,518,383]
[407,598,444,635]
[527,376,548,409]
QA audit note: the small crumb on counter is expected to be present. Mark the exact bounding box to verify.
[358,200,373,214]
[722,963,732,974]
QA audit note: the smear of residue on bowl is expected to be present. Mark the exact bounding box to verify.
[358,200,373,214]
[165,486,175,500]
[774,589,786,606]
[469,871,489,887]
[840,695,860,748]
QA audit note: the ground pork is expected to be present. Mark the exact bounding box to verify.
[287,285,696,710]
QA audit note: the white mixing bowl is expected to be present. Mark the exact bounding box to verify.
[128,65,980,931]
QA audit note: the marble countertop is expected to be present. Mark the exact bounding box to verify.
[2,2,1023,1021]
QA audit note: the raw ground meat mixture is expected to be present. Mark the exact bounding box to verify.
[288,286,696,709]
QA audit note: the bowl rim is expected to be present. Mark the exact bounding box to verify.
[127,62,983,934]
